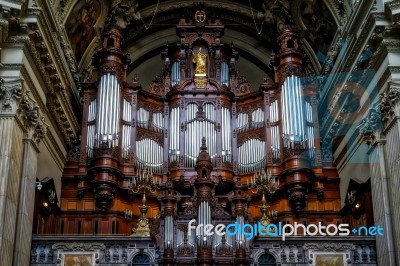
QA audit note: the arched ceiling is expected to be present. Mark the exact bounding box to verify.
[63,0,343,89]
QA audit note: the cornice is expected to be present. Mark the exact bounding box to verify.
[1,2,81,146]
[385,0,400,23]
[19,65,69,150]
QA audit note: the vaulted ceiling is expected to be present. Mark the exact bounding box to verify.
[64,0,343,89]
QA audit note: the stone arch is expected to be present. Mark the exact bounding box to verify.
[254,252,278,266]
[131,253,151,265]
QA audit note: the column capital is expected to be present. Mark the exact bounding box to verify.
[0,78,23,114]
[0,78,48,144]
[357,106,382,146]
[380,81,400,127]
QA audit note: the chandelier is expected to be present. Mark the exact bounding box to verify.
[129,167,160,194]
[248,168,278,195]
[129,167,161,237]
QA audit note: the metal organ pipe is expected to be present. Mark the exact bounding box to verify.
[86,99,96,158]
[184,104,217,167]
[121,99,133,158]
[172,61,180,86]
[270,100,280,160]
[136,138,163,173]
[238,139,266,173]
[252,108,263,129]
[197,200,211,246]
[281,75,307,146]
[221,107,231,162]
[169,108,180,162]
[95,73,120,148]
[305,101,315,158]
[221,62,229,85]
[164,216,173,248]
[237,113,248,132]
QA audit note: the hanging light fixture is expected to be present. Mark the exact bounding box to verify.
[248,168,278,195]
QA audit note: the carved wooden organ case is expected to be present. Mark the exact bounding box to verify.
[60,6,341,266]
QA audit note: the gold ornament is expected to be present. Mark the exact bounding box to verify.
[193,48,207,77]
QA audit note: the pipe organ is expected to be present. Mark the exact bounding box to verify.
[59,6,342,266]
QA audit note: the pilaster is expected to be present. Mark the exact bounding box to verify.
[0,77,47,265]
[358,107,396,265]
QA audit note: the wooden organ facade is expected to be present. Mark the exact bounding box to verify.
[39,7,358,266]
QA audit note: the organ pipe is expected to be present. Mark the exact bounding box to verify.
[305,101,315,158]
[270,100,280,160]
[197,200,211,246]
[136,138,163,173]
[281,75,306,146]
[184,103,217,168]
[169,107,180,162]
[237,113,248,132]
[221,107,231,162]
[252,108,264,129]
[137,108,148,128]
[238,139,266,173]
[164,216,173,248]
[95,73,120,148]
[235,215,245,247]
[121,99,133,158]
[171,61,181,86]
[86,99,97,158]
[220,62,229,85]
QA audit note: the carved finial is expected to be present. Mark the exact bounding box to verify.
[201,137,207,151]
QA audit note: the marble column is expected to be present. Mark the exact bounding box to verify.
[0,78,47,265]
[13,135,40,265]
[0,79,25,265]
[358,107,396,265]
[379,83,400,264]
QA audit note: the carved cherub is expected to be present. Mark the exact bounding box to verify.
[111,0,141,28]
[257,0,290,30]
[257,0,277,24]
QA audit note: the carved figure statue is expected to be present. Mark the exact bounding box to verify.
[192,48,207,76]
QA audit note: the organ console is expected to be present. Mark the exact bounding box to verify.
[57,5,342,266]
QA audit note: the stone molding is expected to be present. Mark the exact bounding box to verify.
[52,242,106,251]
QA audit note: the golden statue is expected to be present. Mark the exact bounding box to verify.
[192,47,207,76]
